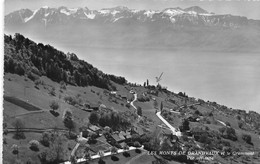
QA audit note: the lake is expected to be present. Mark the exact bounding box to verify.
[23,35,260,112]
[55,46,259,112]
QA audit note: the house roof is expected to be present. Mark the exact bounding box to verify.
[90,104,100,108]
[89,125,101,132]
[111,134,124,142]
[118,133,126,140]
[97,135,107,143]
[119,131,127,136]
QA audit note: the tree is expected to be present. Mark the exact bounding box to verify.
[238,121,243,129]
[84,147,91,161]
[225,121,231,127]
[218,127,226,135]
[49,100,59,112]
[242,134,252,144]
[154,100,158,109]
[12,119,25,139]
[160,101,163,111]
[63,111,75,135]
[29,140,40,151]
[181,119,190,132]
[46,133,68,163]
[89,112,100,125]
[147,79,149,86]
[98,150,105,164]
[137,106,142,116]
[41,131,51,147]
[110,146,118,154]
[11,144,19,157]
[134,141,141,148]
[225,127,237,141]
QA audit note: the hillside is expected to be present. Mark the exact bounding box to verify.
[4,33,126,90]
[5,6,260,52]
[3,34,260,164]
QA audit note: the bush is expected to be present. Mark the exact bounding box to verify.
[49,87,56,96]
[111,155,119,161]
[11,144,19,155]
[64,96,80,106]
[29,140,40,151]
[49,100,59,111]
[41,131,50,147]
[135,149,141,154]
[137,106,142,116]
[60,81,66,90]
[123,151,130,157]
[27,71,39,81]
[242,134,252,144]
[12,119,25,140]
[225,122,231,127]
[125,103,131,108]
[134,141,141,148]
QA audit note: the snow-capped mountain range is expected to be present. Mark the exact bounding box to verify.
[4,6,260,51]
[5,6,258,27]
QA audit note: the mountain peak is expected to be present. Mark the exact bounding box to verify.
[41,6,50,9]
[184,6,208,14]
[102,6,129,11]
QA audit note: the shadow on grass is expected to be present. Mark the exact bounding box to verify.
[50,110,59,117]
[30,146,39,152]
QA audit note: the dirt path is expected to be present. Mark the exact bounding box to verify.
[10,110,47,118]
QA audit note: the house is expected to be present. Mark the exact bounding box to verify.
[82,108,93,112]
[131,126,144,136]
[89,125,101,135]
[89,104,100,111]
[186,114,199,122]
[111,134,125,143]
[121,95,127,100]
[125,131,132,140]
[97,135,107,143]
[84,103,90,108]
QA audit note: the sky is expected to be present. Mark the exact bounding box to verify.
[3,0,260,20]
